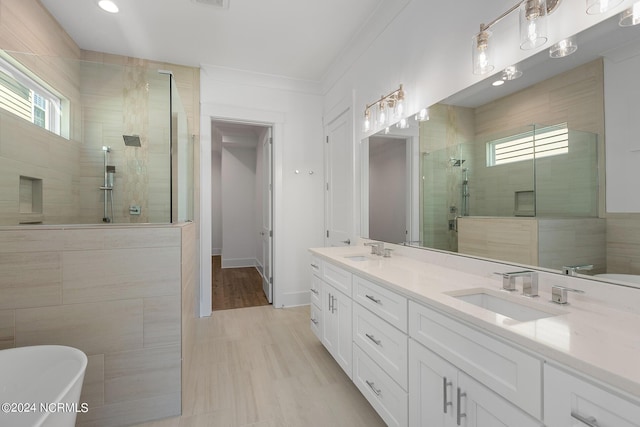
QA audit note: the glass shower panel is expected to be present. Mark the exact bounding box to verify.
[420,145,461,252]
[535,128,598,217]
[171,75,194,222]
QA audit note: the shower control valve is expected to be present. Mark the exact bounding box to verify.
[129,205,141,215]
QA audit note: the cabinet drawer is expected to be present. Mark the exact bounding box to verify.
[310,255,322,277]
[310,275,322,308]
[353,344,408,427]
[310,303,322,341]
[353,303,408,390]
[408,301,542,419]
[353,275,407,332]
[323,262,352,296]
[544,364,640,427]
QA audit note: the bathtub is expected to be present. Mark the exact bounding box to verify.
[0,345,88,427]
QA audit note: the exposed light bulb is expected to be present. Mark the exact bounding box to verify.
[472,28,494,75]
[378,101,387,126]
[363,110,371,132]
[520,0,547,50]
[98,0,119,13]
[384,127,390,134]
[397,117,409,129]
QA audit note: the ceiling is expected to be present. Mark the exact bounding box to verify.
[40,0,385,82]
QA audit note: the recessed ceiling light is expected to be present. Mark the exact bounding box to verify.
[492,80,505,87]
[98,0,119,13]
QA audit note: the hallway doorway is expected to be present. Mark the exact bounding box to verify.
[210,120,273,311]
[211,255,269,310]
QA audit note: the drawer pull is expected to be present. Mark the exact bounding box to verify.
[310,288,319,295]
[456,387,466,426]
[311,318,318,325]
[365,333,381,346]
[365,294,381,304]
[365,380,382,397]
[571,412,599,427]
[310,263,319,270]
[443,377,452,413]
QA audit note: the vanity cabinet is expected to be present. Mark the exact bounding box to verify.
[309,256,323,340]
[544,364,640,427]
[409,339,542,427]
[408,300,542,419]
[320,264,353,379]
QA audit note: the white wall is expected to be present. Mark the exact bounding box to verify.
[604,54,640,213]
[221,146,257,267]
[200,66,324,310]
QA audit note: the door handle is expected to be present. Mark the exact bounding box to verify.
[341,238,351,245]
[456,387,466,426]
[443,377,452,413]
[365,333,381,346]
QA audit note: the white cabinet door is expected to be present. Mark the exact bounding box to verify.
[321,282,352,379]
[409,339,457,427]
[409,339,542,427]
[545,364,640,427]
[458,372,542,427]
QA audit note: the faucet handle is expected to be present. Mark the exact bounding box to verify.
[493,272,517,292]
[551,285,585,304]
[562,265,594,276]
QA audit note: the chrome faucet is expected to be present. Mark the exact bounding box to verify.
[500,271,538,297]
[364,242,384,256]
[562,264,593,276]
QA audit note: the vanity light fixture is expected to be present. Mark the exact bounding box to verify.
[362,84,406,132]
[98,0,119,13]
[586,0,624,14]
[549,36,578,57]
[619,1,640,26]
[472,0,563,74]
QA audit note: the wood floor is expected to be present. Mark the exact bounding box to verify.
[212,256,270,311]
[132,305,385,427]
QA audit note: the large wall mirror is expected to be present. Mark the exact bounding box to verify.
[362,13,640,288]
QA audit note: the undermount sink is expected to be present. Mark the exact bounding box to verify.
[345,255,369,261]
[447,288,566,322]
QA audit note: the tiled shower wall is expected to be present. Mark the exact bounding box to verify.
[0,223,194,426]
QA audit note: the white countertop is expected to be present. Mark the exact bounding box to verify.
[310,245,640,401]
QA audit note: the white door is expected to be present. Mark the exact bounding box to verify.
[261,128,273,303]
[325,108,353,246]
[409,339,458,427]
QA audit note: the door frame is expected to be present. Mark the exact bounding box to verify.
[199,103,283,317]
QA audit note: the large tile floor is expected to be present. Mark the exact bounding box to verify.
[134,305,385,427]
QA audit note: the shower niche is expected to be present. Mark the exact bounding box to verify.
[18,176,43,224]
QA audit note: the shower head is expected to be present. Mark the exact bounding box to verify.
[123,135,141,147]
[450,158,465,167]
